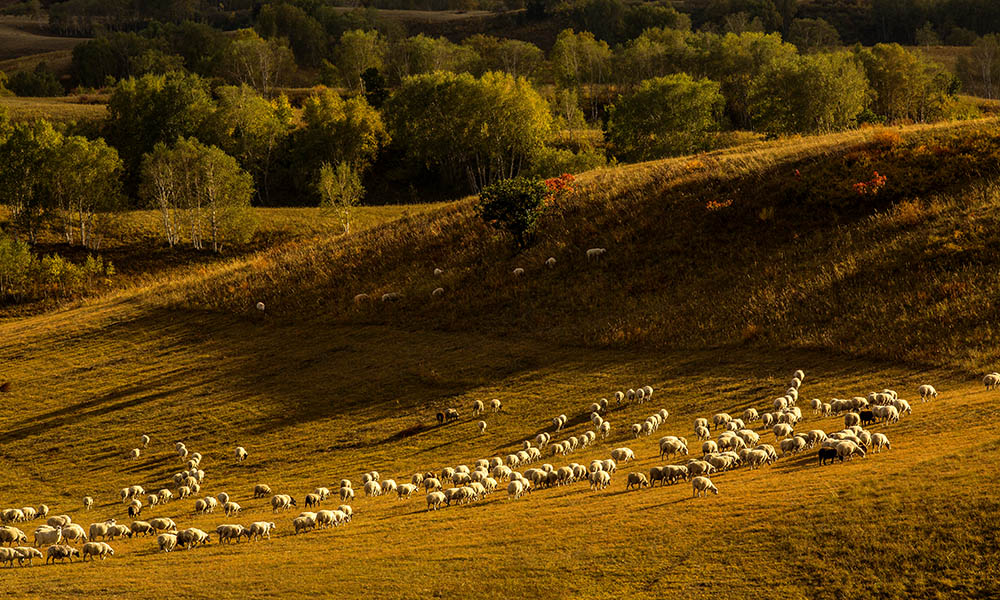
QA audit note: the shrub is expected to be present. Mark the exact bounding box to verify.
[475,176,553,248]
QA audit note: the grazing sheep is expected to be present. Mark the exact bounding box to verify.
[434,268,444,276]
[34,526,62,547]
[382,292,401,302]
[397,484,417,500]
[513,268,525,277]
[82,497,93,511]
[13,546,42,566]
[293,516,316,535]
[271,495,297,512]
[625,472,649,490]
[81,542,114,562]
[129,521,155,537]
[871,433,891,453]
[610,448,635,463]
[176,528,210,549]
[0,526,27,546]
[45,544,79,564]
[224,502,242,517]
[477,420,487,434]
[984,372,1000,391]
[818,447,839,465]
[353,293,370,304]
[157,533,178,553]
[248,522,277,541]
[506,480,530,500]
[88,521,116,541]
[149,518,177,533]
[545,257,556,268]
[105,525,131,541]
[431,287,444,298]
[586,248,606,261]
[836,440,866,461]
[472,400,484,415]
[917,384,938,401]
[490,398,502,413]
[426,492,447,510]
[702,441,719,455]
[599,422,611,439]
[216,524,247,543]
[712,413,732,430]
[590,470,612,490]
[691,476,719,497]
[253,484,272,499]
[773,423,794,439]
[235,446,248,463]
[129,448,141,460]
[364,481,382,497]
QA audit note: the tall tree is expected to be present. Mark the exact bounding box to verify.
[385,71,552,192]
[606,73,724,161]
[140,138,255,252]
[220,29,296,96]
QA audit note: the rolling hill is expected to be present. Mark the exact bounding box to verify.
[1,121,999,599]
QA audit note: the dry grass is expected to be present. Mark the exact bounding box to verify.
[0,49,74,76]
[0,22,82,61]
[0,95,106,122]
[0,301,997,598]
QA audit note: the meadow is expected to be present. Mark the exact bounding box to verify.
[0,121,999,598]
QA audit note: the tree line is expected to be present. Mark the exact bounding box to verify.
[0,30,972,257]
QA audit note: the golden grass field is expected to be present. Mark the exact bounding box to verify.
[0,95,105,122]
[1,122,999,598]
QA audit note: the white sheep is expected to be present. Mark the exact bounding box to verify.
[599,421,611,439]
[364,481,382,497]
[545,257,556,268]
[506,480,530,500]
[691,476,719,497]
[871,432,891,453]
[917,384,938,401]
[426,491,446,510]
[513,268,525,277]
[610,447,635,463]
[248,522,276,541]
[490,398,502,412]
[476,420,487,434]
[586,247,606,261]
[33,526,63,546]
[432,287,444,297]
[81,541,114,562]
[176,528,210,549]
[353,293,370,304]
[984,372,1000,391]
[433,268,444,276]
[472,400,484,415]
[234,446,248,463]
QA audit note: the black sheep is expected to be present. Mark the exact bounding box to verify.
[860,410,876,426]
[818,447,839,466]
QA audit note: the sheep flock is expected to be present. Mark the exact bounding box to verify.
[0,366,979,574]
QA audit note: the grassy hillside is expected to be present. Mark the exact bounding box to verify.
[176,120,1000,372]
[0,21,82,62]
[1,121,999,598]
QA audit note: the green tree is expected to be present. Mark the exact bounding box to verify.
[139,138,256,252]
[749,51,870,133]
[550,29,613,119]
[606,73,724,161]
[705,31,799,129]
[44,135,124,248]
[957,34,1000,99]
[463,35,543,79]
[256,3,329,68]
[317,162,364,234]
[298,86,389,174]
[105,72,214,190]
[385,71,553,192]
[787,18,842,51]
[475,176,551,248]
[336,29,387,91]
[220,29,296,96]
[207,84,293,202]
[0,119,61,242]
[856,43,956,122]
[7,63,63,96]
